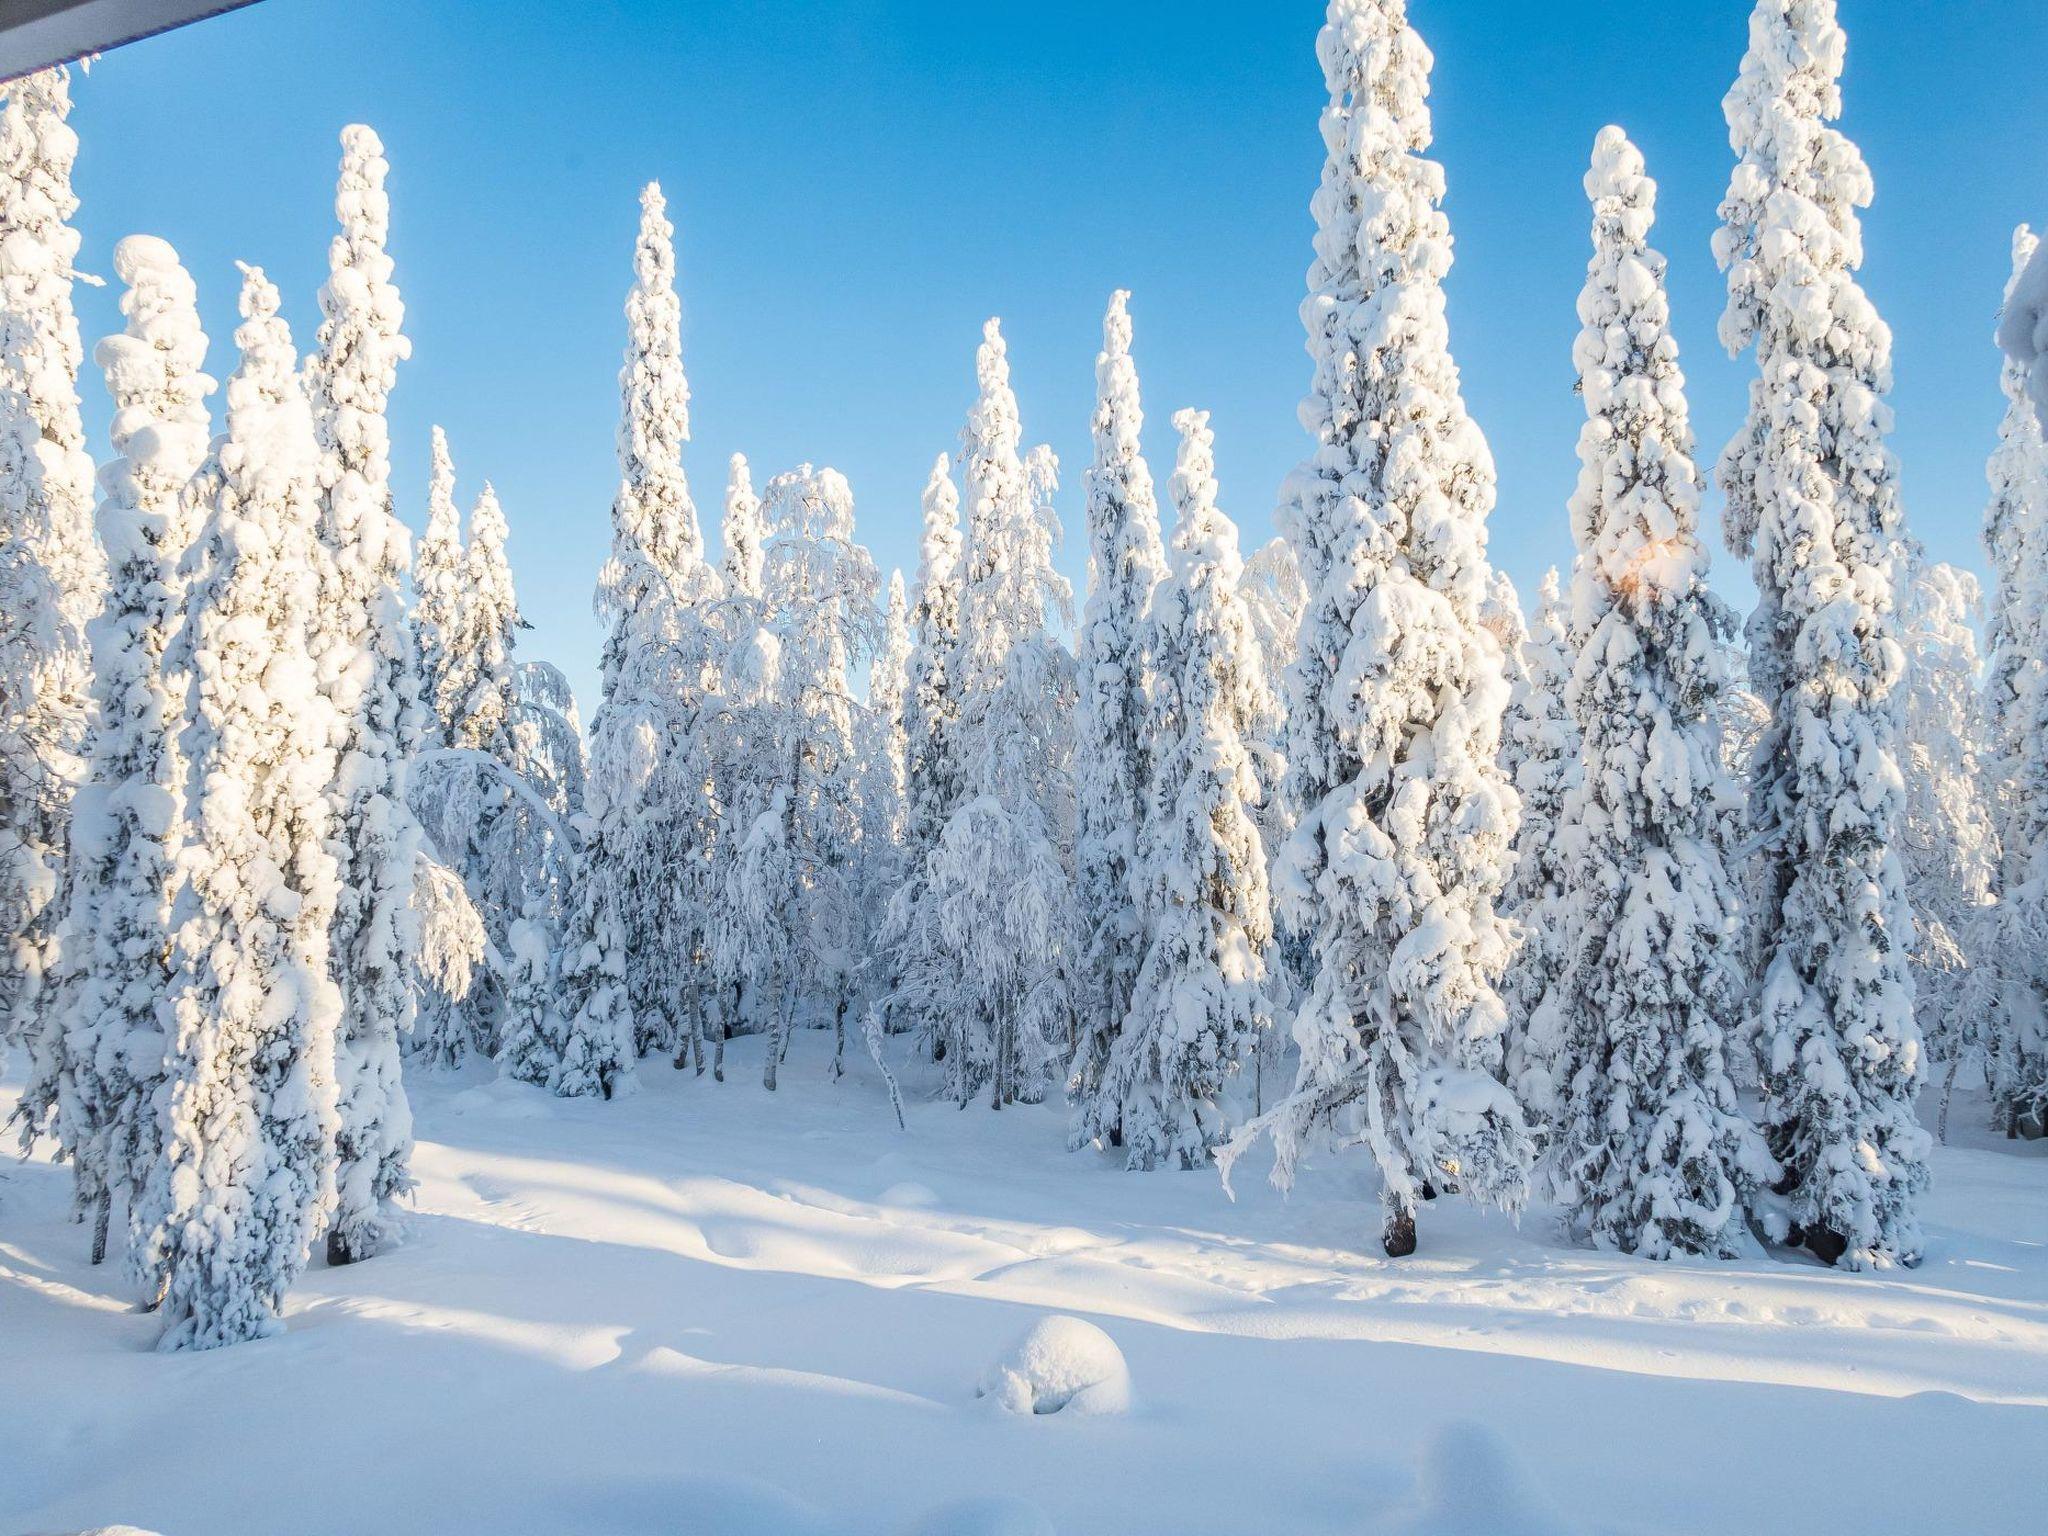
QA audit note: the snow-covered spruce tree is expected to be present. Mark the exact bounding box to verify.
[495,890,559,1088]
[1535,127,1770,1259]
[1985,229,2048,876]
[1220,0,1530,1259]
[1497,568,1578,1111]
[721,451,766,604]
[902,453,965,861]
[25,237,212,1266]
[881,321,1078,1107]
[1069,289,1169,1146]
[1999,230,2048,438]
[1098,409,1271,1170]
[303,123,421,1266]
[1239,535,1302,851]
[412,425,465,749]
[689,451,776,1056]
[869,567,912,844]
[0,66,100,1055]
[1716,0,1927,1267]
[135,265,342,1347]
[404,430,473,1070]
[1893,556,1998,1138]
[545,182,718,1094]
[449,482,521,757]
[411,479,544,1065]
[728,465,878,1089]
[1988,234,2048,1137]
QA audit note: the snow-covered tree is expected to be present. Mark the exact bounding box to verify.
[495,891,559,1090]
[1987,231,2048,1137]
[1715,0,1927,1267]
[1535,127,1770,1259]
[948,333,1076,852]
[0,66,99,1055]
[1094,409,1271,1169]
[1221,0,1529,1258]
[1985,230,2048,874]
[448,482,520,756]
[728,464,878,1089]
[1069,289,1169,1141]
[405,442,477,1071]
[1998,232,2048,438]
[303,123,421,1266]
[134,265,342,1347]
[22,237,212,1267]
[869,568,912,843]
[1239,536,1301,848]
[1893,557,1999,1136]
[902,454,965,860]
[721,451,766,604]
[882,321,1077,1106]
[409,477,552,1067]
[412,425,465,749]
[1498,567,1578,1100]
[546,182,716,1095]
[510,659,586,819]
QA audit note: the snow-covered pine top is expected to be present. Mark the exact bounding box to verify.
[872,568,911,724]
[414,425,465,738]
[1571,127,1711,634]
[902,452,965,845]
[0,66,102,641]
[79,230,215,798]
[1986,226,2048,800]
[956,320,1071,715]
[913,451,962,639]
[1280,0,1500,822]
[1078,290,1167,740]
[94,235,214,595]
[1163,408,1266,754]
[1999,231,2048,437]
[1562,123,1731,854]
[454,480,520,756]
[306,125,410,500]
[1714,0,1896,585]
[722,451,765,604]
[599,181,713,700]
[172,262,333,762]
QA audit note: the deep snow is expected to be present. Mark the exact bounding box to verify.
[2,1038,2045,1536]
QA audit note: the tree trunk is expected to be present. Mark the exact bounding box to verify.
[89,1192,110,1267]
[1381,1202,1417,1259]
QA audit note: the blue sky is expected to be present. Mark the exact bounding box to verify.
[63,0,2048,714]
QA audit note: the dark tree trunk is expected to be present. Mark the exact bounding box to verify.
[1382,1205,1417,1259]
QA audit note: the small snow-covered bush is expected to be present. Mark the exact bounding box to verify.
[976,1315,1131,1416]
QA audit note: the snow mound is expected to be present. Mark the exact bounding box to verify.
[903,1496,1057,1536]
[1384,1422,1570,1536]
[976,1315,1131,1416]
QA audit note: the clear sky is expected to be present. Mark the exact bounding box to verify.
[60,0,2048,715]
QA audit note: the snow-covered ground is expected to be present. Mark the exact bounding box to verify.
[3,1041,2045,1536]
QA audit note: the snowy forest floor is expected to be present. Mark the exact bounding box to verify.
[3,1041,2046,1536]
